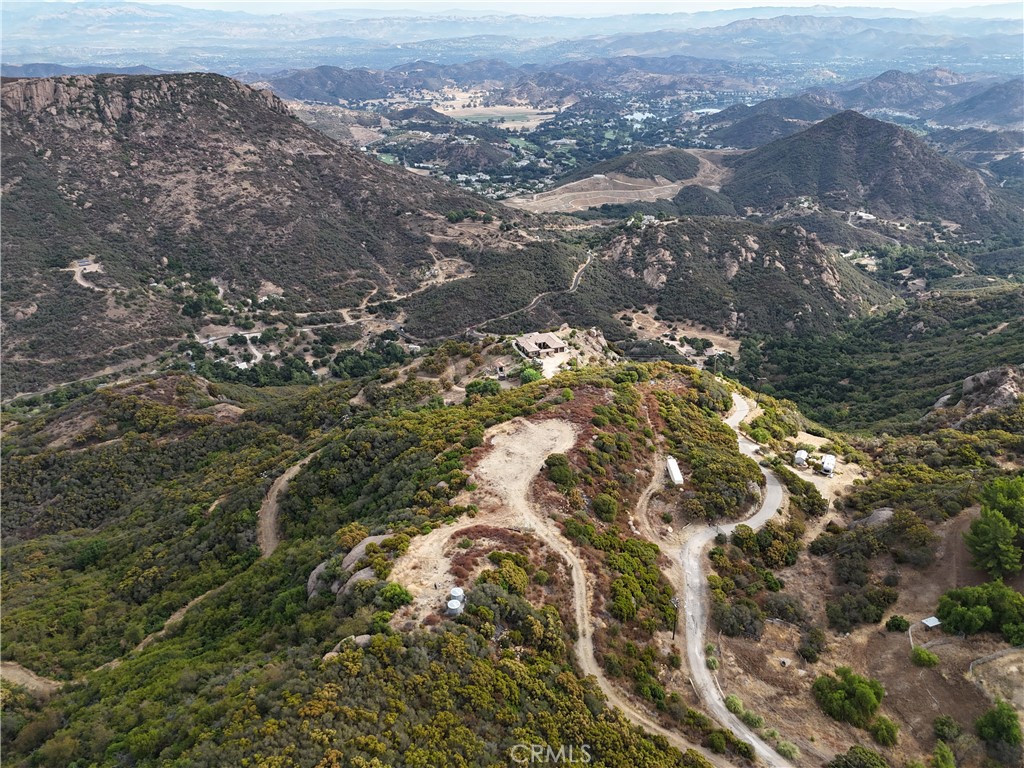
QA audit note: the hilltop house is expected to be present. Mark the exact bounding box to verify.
[515,332,567,359]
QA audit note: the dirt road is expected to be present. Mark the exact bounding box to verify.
[472,421,729,761]
[0,662,63,696]
[679,394,793,767]
[258,449,324,558]
[392,417,733,767]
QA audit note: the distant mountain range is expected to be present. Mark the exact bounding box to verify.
[2,2,1021,74]
[246,55,778,107]
[697,67,1022,148]
[929,78,1024,128]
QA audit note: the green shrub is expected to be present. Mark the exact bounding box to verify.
[812,667,885,728]
[464,378,501,398]
[706,731,727,754]
[931,741,956,768]
[825,745,890,768]
[933,715,962,742]
[937,580,1024,645]
[798,626,827,662]
[739,709,764,729]
[705,656,719,670]
[375,583,413,611]
[885,615,910,632]
[911,646,939,667]
[520,368,542,384]
[870,715,899,747]
[592,493,619,522]
[976,700,1023,747]
[724,695,744,715]
[776,741,800,760]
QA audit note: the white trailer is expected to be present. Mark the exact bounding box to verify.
[666,456,684,486]
[820,453,836,476]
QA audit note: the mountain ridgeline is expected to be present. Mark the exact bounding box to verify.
[721,111,1020,230]
[1,72,1020,399]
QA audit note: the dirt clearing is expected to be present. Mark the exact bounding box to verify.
[504,149,740,214]
[0,662,63,696]
[390,417,577,621]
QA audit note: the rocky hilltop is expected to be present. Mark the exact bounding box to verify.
[1,72,290,123]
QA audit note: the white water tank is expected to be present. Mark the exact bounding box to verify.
[446,599,463,616]
[449,586,465,604]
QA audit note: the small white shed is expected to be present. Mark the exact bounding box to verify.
[666,456,684,486]
[794,449,809,467]
[922,616,942,630]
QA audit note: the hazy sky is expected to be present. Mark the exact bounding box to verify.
[118,0,1014,15]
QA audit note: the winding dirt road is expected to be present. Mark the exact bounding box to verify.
[392,417,732,767]
[680,394,793,767]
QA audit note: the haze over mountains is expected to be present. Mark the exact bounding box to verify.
[3,1,1022,74]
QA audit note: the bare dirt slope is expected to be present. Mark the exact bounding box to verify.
[505,150,737,213]
[390,418,578,622]
[0,661,62,696]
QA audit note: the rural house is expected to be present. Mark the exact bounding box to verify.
[515,332,567,358]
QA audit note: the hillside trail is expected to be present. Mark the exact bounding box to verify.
[463,251,593,334]
[4,447,329,692]
[258,447,325,558]
[0,662,62,696]
[3,584,231,690]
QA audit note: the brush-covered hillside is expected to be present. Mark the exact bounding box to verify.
[722,111,1020,230]
[0,73,511,392]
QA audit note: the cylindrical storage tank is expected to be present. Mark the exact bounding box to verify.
[449,586,465,604]
[446,599,463,616]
